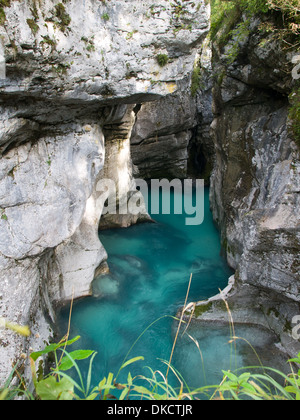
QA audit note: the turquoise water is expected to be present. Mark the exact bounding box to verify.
[56,188,252,394]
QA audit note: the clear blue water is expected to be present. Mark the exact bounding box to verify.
[57,187,284,396]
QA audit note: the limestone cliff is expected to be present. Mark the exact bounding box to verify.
[1,0,299,388]
[0,0,210,384]
[190,11,300,357]
[130,38,214,181]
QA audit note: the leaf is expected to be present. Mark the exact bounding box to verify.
[119,387,129,400]
[30,357,37,387]
[31,336,80,361]
[132,385,154,396]
[59,350,95,371]
[239,372,251,382]
[85,392,99,401]
[120,356,144,370]
[0,389,9,401]
[36,376,74,400]
[241,382,258,394]
[127,372,133,387]
[3,321,31,337]
[285,385,297,394]
[222,370,238,383]
[103,372,114,400]
[86,352,98,396]
[288,354,300,364]
[98,377,106,390]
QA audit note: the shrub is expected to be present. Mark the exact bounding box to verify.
[54,3,71,32]
[156,54,169,67]
[27,18,39,35]
[2,334,300,400]
[101,13,110,22]
[289,86,300,148]
[191,65,201,97]
[210,0,299,48]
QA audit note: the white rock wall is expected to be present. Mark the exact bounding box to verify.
[0,0,210,385]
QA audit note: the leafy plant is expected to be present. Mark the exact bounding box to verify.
[45,2,71,32]
[40,35,57,52]
[0,7,5,25]
[29,334,148,400]
[54,3,71,31]
[101,13,110,22]
[0,317,30,336]
[2,283,300,401]
[30,335,95,400]
[218,357,300,400]
[191,65,202,97]
[156,54,169,67]
[27,18,39,35]
[27,332,300,401]
[289,86,300,148]
[211,0,300,51]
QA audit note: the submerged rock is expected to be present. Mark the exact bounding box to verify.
[92,275,119,299]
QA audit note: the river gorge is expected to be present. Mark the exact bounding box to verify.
[0,0,299,397]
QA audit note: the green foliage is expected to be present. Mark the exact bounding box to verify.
[219,358,300,400]
[210,0,269,47]
[156,54,169,67]
[226,20,252,64]
[101,13,110,22]
[0,0,11,8]
[2,328,300,401]
[30,335,96,400]
[46,2,71,32]
[27,18,39,35]
[29,335,148,400]
[191,65,201,97]
[210,0,299,52]
[29,340,300,401]
[55,3,71,30]
[0,7,6,25]
[289,86,300,148]
[0,361,33,400]
[2,303,300,401]
[171,0,188,22]
[40,35,57,52]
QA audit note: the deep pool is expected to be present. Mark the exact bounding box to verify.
[56,187,285,397]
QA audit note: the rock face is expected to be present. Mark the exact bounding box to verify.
[0,0,210,384]
[130,39,214,181]
[1,0,298,389]
[99,104,151,229]
[130,85,197,179]
[197,16,300,357]
[1,0,209,104]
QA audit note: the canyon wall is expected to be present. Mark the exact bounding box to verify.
[0,0,299,387]
[0,0,210,384]
[130,38,214,182]
[192,14,300,357]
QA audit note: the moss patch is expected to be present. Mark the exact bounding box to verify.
[289,86,300,149]
[54,3,71,32]
[193,302,213,318]
[46,2,71,32]
[0,7,5,25]
[27,18,39,35]
[191,65,201,97]
[156,54,169,67]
